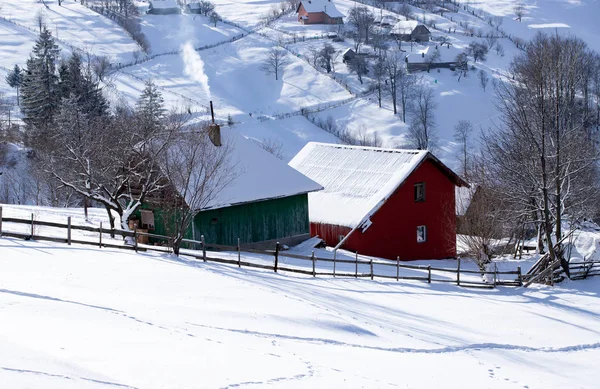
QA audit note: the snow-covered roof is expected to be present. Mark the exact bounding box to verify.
[455,185,477,216]
[187,2,201,9]
[391,20,419,34]
[290,143,468,228]
[150,0,179,9]
[289,143,430,228]
[406,44,461,64]
[299,0,344,18]
[201,129,323,210]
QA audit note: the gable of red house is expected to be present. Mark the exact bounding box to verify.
[297,0,344,24]
[289,143,469,260]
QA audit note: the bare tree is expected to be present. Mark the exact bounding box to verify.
[407,84,437,150]
[514,2,524,22]
[467,42,488,63]
[478,69,489,91]
[454,51,469,81]
[347,55,368,84]
[307,46,320,68]
[384,50,406,117]
[209,11,221,27]
[348,6,376,45]
[35,10,46,33]
[426,48,441,72]
[160,125,235,255]
[484,32,600,262]
[453,120,473,178]
[318,43,337,73]
[260,47,290,80]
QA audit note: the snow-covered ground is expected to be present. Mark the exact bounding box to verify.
[0,0,140,63]
[1,232,600,388]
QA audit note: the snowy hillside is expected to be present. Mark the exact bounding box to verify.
[1,235,600,388]
[0,0,599,164]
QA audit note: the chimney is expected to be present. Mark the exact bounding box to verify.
[208,101,221,147]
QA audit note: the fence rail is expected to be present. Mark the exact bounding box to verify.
[0,208,524,288]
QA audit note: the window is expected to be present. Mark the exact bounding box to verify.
[417,225,427,243]
[414,182,425,202]
[210,217,219,225]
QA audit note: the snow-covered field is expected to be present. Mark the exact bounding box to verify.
[1,233,600,388]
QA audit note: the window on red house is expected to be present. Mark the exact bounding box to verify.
[417,225,427,243]
[414,182,425,202]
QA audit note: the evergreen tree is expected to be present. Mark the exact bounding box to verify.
[135,79,165,136]
[21,27,61,140]
[5,65,23,104]
[58,52,109,119]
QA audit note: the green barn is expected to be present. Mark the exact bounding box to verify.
[136,126,322,249]
[190,129,322,248]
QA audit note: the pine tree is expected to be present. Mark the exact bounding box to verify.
[5,65,23,105]
[58,52,109,119]
[135,79,165,136]
[21,27,61,140]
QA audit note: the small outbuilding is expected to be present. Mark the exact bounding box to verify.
[147,0,181,15]
[391,20,431,42]
[289,143,469,260]
[186,2,202,14]
[297,0,344,25]
[342,48,356,63]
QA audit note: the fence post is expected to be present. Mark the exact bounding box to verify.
[274,242,279,273]
[201,235,206,262]
[312,251,316,277]
[355,252,358,278]
[31,213,34,237]
[99,222,103,248]
[396,256,400,281]
[67,217,72,245]
[370,257,374,280]
[134,226,138,253]
[428,265,431,283]
[517,266,522,286]
[0,206,3,236]
[237,238,241,268]
[457,257,461,286]
[493,263,497,287]
[333,250,336,277]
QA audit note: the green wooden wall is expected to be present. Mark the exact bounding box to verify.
[193,194,310,246]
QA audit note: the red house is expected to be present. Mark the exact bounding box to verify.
[289,143,469,260]
[296,0,344,25]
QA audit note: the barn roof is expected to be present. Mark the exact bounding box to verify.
[289,142,468,228]
[391,20,419,34]
[199,129,323,211]
[298,0,344,18]
[149,0,179,9]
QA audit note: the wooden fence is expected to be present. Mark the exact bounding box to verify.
[0,209,523,288]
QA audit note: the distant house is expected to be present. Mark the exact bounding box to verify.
[289,143,469,260]
[390,20,430,42]
[140,126,323,249]
[405,44,459,72]
[342,48,356,63]
[297,0,344,25]
[186,2,201,14]
[147,0,181,15]
[375,15,398,27]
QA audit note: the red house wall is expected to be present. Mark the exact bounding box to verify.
[315,159,457,260]
[297,4,325,24]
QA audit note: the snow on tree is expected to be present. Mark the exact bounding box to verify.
[21,27,61,140]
